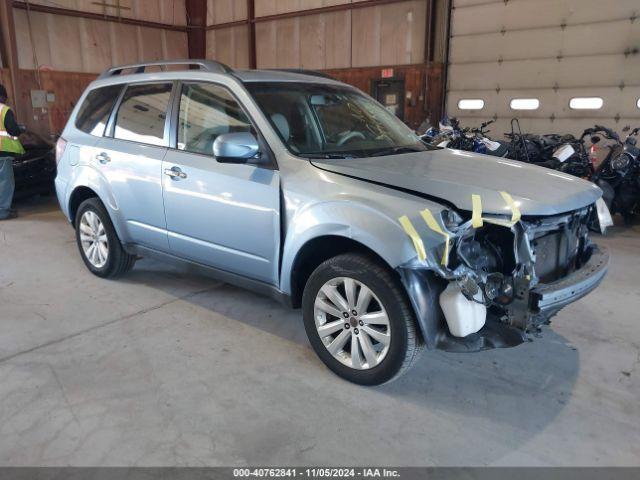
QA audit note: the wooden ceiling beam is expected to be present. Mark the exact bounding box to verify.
[247,0,256,69]
[185,0,206,59]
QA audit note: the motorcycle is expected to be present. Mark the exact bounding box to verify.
[591,125,640,224]
[504,122,594,178]
[421,118,509,156]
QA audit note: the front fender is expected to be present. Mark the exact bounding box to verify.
[280,194,448,294]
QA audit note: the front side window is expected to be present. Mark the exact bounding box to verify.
[177,83,252,155]
[114,83,173,146]
[246,82,429,159]
[75,85,123,136]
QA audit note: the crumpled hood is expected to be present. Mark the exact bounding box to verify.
[311,148,601,216]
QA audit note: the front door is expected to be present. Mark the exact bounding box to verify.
[162,82,281,285]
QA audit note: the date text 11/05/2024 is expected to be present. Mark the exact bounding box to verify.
[233,468,401,478]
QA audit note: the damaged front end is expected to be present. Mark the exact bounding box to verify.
[398,204,610,353]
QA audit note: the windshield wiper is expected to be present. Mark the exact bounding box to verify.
[367,146,427,157]
[302,152,364,159]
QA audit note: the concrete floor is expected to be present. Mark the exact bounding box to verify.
[0,196,638,467]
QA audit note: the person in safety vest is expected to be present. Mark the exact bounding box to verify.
[0,83,24,220]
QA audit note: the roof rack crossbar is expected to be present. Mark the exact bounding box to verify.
[98,59,232,79]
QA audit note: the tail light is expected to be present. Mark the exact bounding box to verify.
[55,137,67,165]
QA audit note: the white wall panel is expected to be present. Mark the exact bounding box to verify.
[449,87,640,119]
[452,0,639,36]
[448,54,640,91]
[447,0,640,136]
[450,20,640,63]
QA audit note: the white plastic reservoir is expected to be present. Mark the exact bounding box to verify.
[439,282,487,337]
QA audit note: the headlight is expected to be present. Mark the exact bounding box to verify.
[595,198,613,233]
[611,153,632,172]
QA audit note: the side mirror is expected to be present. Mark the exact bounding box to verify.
[213,132,260,164]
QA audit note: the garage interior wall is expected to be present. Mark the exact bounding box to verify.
[1,0,450,136]
[0,0,189,136]
[205,0,449,129]
[446,0,640,137]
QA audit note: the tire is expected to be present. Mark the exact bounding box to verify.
[75,197,136,278]
[302,253,423,385]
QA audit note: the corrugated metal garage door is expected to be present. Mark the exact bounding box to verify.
[446,0,640,138]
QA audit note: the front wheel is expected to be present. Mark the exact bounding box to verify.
[302,253,423,385]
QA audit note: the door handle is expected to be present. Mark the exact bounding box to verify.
[164,166,187,180]
[96,152,111,164]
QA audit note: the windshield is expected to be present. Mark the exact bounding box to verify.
[245,82,431,158]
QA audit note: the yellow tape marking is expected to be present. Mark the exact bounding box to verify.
[500,191,521,224]
[399,215,426,262]
[420,208,450,266]
[471,194,483,228]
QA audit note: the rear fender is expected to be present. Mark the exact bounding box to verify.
[67,166,128,242]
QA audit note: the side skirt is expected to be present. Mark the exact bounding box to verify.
[125,244,294,308]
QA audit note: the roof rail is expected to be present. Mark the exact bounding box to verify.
[98,59,233,79]
[270,69,336,80]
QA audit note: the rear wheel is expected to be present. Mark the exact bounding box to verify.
[75,198,136,278]
[302,253,423,385]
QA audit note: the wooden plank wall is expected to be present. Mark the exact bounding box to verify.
[254,0,355,17]
[202,0,440,126]
[206,0,427,69]
[23,0,187,25]
[10,69,97,137]
[13,3,188,73]
[255,0,426,69]
[205,0,250,68]
[4,1,190,138]
[206,26,251,69]
[0,68,14,105]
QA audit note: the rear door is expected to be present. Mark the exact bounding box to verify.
[95,82,174,250]
[161,81,281,285]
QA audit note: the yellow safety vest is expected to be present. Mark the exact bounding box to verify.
[0,103,25,155]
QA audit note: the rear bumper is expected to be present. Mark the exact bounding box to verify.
[530,244,609,314]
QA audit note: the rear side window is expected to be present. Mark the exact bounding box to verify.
[114,83,173,146]
[75,85,123,136]
[177,82,252,155]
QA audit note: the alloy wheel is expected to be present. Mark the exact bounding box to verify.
[313,277,391,370]
[79,210,109,268]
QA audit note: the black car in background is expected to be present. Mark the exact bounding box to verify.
[13,131,56,199]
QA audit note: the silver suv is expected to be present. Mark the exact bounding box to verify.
[55,60,610,385]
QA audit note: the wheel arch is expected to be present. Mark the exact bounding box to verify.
[288,235,399,309]
[68,185,100,225]
[67,184,128,243]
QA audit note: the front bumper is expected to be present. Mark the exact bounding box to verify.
[530,244,609,315]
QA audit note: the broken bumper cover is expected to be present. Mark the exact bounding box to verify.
[530,244,610,315]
